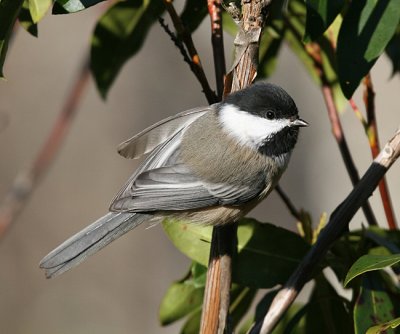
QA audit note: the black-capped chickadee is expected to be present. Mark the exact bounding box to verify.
[40,82,308,278]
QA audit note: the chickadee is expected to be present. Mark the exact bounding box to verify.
[40,82,308,278]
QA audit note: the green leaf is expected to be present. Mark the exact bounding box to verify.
[344,254,400,287]
[52,0,107,14]
[91,0,165,98]
[0,0,24,78]
[28,0,52,23]
[181,309,201,334]
[366,317,400,334]
[159,281,203,325]
[337,0,400,98]
[258,22,285,78]
[222,10,238,36]
[229,286,257,329]
[18,0,38,37]
[159,262,206,326]
[385,26,400,76]
[180,0,207,33]
[162,218,309,288]
[304,275,353,333]
[305,0,345,41]
[354,274,398,334]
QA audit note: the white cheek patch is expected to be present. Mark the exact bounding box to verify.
[218,104,291,149]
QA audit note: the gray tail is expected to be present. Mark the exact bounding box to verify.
[39,212,150,278]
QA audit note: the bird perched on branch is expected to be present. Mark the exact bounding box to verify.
[40,81,308,278]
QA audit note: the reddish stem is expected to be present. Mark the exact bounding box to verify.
[363,75,397,229]
[0,58,90,238]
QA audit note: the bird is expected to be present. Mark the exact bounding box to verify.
[40,81,308,278]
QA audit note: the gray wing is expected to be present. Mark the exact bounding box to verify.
[110,163,265,212]
[111,105,265,212]
[117,106,212,159]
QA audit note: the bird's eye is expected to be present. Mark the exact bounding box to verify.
[266,111,275,120]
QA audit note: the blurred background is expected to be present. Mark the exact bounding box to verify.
[0,4,399,334]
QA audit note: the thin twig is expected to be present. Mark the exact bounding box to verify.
[158,18,193,70]
[208,0,226,99]
[275,185,301,221]
[250,126,400,334]
[363,75,397,229]
[0,57,90,239]
[162,0,217,104]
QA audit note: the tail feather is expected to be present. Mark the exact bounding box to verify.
[39,212,151,278]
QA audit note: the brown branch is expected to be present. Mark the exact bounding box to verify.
[200,1,271,333]
[199,2,230,333]
[162,0,217,104]
[363,75,397,229]
[200,224,238,334]
[0,57,90,239]
[250,126,400,334]
[208,0,226,98]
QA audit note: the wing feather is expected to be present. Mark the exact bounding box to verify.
[111,164,265,212]
[117,106,212,159]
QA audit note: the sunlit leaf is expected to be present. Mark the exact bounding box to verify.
[162,218,309,288]
[0,0,24,78]
[354,273,398,334]
[29,0,52,23]
[18,0,38,37]
[159,261,206,326]
[52,0,107,14]
[366,317,400,334]
[305,0,345,41]
[344,254,400,287]
[181,309,201,334]
[91,0,165,98]
[159,281,203,325]
[337,0,400,97]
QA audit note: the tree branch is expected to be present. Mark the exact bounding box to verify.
[200,1,271,333]
[249,126,400,334]
[162,0,217,104]
[0,57,90,239]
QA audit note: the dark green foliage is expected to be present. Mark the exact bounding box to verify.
[162,218,310,289]
[386,26,400,76]
[0,0,24,77]
[337,0,400,97]
[18,1,38,37]
[304,0,345,41]
[90,0,165,98]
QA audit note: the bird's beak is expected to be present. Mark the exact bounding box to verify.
[291,118,309,127]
